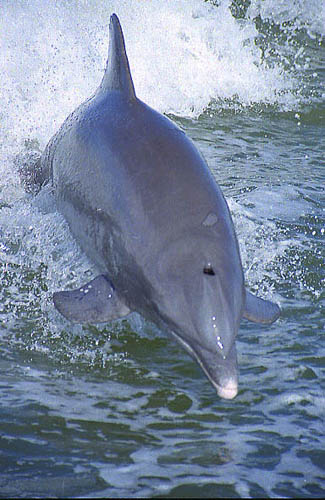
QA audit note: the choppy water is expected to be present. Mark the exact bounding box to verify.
[0,0,324,497]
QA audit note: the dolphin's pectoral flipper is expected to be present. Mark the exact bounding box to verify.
[53,274,131,323]
[243,290,281,324]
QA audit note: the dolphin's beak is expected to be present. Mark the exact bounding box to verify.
[213,377,238,400]
[192,340,239,399]
[173,324,239,399]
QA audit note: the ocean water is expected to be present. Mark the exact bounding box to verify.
[0,0,324,497]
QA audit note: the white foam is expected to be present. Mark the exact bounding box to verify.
[240,186,313,221]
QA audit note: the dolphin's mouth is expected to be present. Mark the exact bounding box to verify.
[169,329,239,399]
[209,377,238,400]
[194,346,239,400]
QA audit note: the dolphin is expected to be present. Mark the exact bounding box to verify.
[36,14,280,399]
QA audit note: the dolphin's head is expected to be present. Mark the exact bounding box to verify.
[155,230,245,398]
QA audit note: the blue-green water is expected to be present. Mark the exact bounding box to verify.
[0,0,324,497]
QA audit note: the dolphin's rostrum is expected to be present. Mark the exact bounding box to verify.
[37,14,281,399]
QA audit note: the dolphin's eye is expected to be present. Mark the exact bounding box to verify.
[203,264,215,276]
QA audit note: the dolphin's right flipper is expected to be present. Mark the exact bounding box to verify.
[243,290,281,324]
[53,274,131,323]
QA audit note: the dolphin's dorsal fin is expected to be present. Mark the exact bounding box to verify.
[98,13,136,99]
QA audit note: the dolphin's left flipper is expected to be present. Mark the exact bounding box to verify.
[243,290,281,324]
[53,274,131,323]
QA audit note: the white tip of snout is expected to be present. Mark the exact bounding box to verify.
[216,380,238,400]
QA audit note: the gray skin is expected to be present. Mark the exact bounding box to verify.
[38,14,280,399]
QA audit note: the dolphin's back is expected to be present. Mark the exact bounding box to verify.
[51,90,240,277]
[43,13,237,268]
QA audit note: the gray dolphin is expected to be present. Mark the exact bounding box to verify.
[37,14,280,399]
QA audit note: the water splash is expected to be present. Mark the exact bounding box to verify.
[0,0,304,159]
